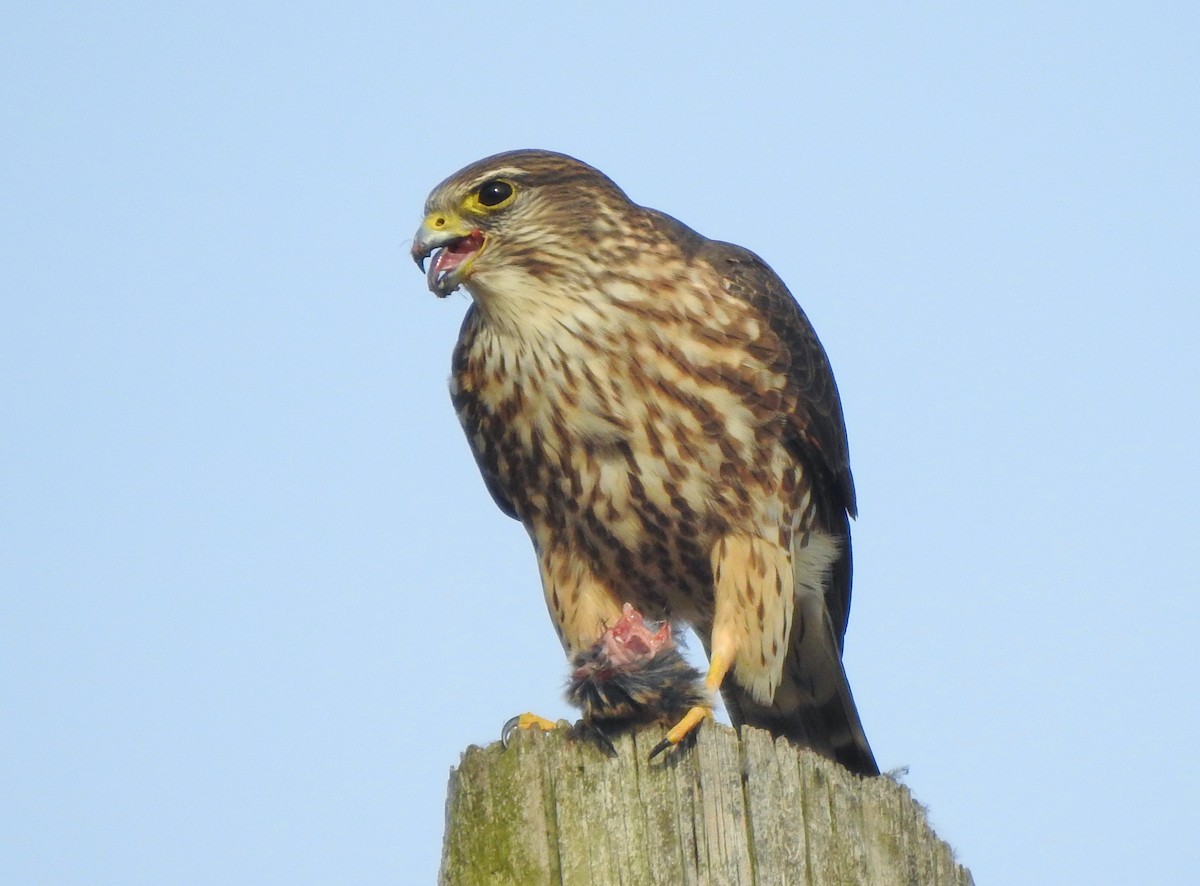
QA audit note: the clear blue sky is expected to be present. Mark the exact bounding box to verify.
[3,3,1197,883]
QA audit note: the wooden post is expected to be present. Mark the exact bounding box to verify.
[439,722,973,885]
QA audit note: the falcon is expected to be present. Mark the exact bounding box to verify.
[412,150,878,776]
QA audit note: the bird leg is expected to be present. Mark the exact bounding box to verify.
[501,545,631,748]
[650,534,783,758]
[647,647,731,758]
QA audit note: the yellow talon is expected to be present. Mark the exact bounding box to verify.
[516,712,558,731]
[648,645,730,758]
[501,712,560,747]
[667,705,713,743]
[649,704,713,758]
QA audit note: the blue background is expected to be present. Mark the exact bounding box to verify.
[3,3,1198,883]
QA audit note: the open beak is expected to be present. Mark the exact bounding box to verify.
[411,214,485,297]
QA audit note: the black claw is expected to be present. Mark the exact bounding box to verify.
[573,720,618,757]
[501,716,521,748]
[648,737,673,759]
[595,731,617,757]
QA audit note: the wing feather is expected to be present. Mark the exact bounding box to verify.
[696,239,858,642]
[450,304,519,520]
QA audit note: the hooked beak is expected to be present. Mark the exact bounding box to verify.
[411,214,485,297]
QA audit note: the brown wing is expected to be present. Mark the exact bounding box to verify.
[449,304,519,521]
[695,237,858,645]
[693,237,876,775]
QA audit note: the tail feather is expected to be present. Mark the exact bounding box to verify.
[720,602,878,776]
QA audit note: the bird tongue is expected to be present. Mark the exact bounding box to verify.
[429,244,460,286]
[427,231,484,292]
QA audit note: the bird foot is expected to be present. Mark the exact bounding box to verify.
[648,704,713,758]
[500,712,559,747]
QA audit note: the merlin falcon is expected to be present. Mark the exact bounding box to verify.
[412,150,878,776]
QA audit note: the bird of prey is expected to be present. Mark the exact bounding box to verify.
[412,150,878,776]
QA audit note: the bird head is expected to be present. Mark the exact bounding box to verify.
[411,149,631,298]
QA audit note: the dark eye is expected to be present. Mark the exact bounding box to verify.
[477,179,513,207]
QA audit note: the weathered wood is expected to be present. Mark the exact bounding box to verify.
[439,722,972,885]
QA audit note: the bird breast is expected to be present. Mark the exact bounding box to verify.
[453,284,799,621]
